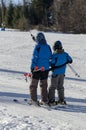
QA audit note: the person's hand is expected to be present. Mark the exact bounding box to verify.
[31,68,34,73]
[67,60,72,64]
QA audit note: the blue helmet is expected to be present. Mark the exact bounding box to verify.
[36,32,46,44]
[53,40,62,51]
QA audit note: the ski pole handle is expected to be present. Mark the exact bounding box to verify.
[33,66,45,72]
[24,73,32,82]
[24,73,28,82]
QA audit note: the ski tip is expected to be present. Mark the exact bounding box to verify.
[24,99,28,102]
[75,73,80,77]
[13,99,18,102]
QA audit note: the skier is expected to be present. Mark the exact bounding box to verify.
[29,32,52,106]
[1,22,5,31]
[48,40,73,105]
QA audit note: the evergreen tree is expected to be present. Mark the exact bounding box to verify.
[0,0,6,26]
[13,5,22,28]
[5,1,14,28]
[0,7,2,26]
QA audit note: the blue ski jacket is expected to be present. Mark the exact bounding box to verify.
[51,50,73,75]
[31,43,52,70]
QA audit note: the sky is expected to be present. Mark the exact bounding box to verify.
[11,0,31,4]
[0,0,22,5]
[13,0,22,4]
[0,0,31,6]
[0,29,86,130]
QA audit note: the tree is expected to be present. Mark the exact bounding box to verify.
[28,0,53,26]
[54,0,86,33]
[12,5,22,28]
[69,0,86,33]
[57,0,73,32]
[5,1,14,28]
[0,6,2,26]
[18,0,30,30]
[0,0,6,25]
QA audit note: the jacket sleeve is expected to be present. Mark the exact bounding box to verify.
[66,53,73,64]
[30,45,39,69]
[50,54,57,67]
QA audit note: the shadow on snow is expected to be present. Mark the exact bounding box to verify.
[0,91,86,113]
[0,91,29,98]
[0,68,86,82]
[54,97,86,113]
[65,76,86,82]
[56,103,86,113]
[0,91,30,106]
[0,68,25,75]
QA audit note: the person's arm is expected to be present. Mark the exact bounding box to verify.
[66,53,73,64]
[30,46,39,71]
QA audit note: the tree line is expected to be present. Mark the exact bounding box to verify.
[0,0,86,33]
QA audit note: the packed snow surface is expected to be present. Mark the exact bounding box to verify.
[0,29,86,130]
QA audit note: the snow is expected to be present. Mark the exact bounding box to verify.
[0,29,86,130]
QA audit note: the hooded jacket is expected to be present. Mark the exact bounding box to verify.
[31,42,52,70]
[51,49,73,75]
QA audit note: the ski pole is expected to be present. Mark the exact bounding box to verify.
[68,64,80,77]
[29,31,36,41]
[29,30,32,36]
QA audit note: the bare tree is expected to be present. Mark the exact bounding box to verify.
[53,0,86,33]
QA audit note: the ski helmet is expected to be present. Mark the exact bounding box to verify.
[36,32,46,43]
[53,40,62,51]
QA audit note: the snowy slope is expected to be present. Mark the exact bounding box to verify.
[0,30,86,130]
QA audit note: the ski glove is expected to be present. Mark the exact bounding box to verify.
[51,63,55,68]
[67,60,73,64]
[31,68,34,73]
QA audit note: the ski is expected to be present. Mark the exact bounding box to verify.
[13,98,41,107]
[13,98,28,104]
[13,98,51,109]
[13,99,18,102]
[50,104,67,110]
[13,98,71,110]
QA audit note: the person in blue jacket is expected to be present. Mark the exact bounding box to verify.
[48,40,73,105]
[29,32,52,105]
